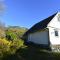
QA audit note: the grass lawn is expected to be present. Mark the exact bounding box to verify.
[3,43,60,60]
[15,44,60,60]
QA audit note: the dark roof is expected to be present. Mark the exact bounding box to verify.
[24,12,57,36]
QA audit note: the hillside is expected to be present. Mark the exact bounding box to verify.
[6,26,28,39]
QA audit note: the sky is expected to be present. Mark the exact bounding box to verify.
[1,0,60,28]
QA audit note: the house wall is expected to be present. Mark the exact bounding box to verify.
[28,30,49,45]
[47,13,60,45]
[48,27,60,45]
[48,13,60,28]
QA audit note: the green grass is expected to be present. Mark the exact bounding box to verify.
[3,43,60,60]
[15,44,60,60]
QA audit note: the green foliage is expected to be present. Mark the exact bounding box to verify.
[6,26,27,41]
[0,38,11,59]
[9,39,24,54]
[4,26,27,56]
[0,26,27,60]
[0,38,24,60]
[6,31,17,40]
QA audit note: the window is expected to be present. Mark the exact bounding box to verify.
[55,30,58,36]
[58,14,60,21]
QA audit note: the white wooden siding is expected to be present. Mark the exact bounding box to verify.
[48,12,60,28]
[47,12,60,45]
[48,27,60,45]
[28,30,49,44]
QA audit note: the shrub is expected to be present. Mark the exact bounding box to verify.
[6,31,17,40]
[0,38,24,60]
[0,38,11,59]
[9,39,24,54]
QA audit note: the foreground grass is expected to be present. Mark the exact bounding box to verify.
[3,44,60,60]
[16,45,60,60]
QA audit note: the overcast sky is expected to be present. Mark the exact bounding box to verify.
[1,0,60,28]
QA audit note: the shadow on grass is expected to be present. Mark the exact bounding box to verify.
[15,44,60,60]
[3,43,60,60]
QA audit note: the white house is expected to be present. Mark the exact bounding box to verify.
[23,12,60,52]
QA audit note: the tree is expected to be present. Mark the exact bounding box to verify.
[0,21,5,38]
[0,0,6,38]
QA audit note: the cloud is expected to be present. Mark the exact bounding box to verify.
[0,0,4,2]
[0,0,6,16]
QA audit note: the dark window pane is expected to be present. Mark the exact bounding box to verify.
[55,30,58,36]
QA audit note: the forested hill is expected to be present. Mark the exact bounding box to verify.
[7,26,28,30]
[6,26,28,40]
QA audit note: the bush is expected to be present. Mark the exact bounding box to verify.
[9,39,24,54]
[6,31,17,40]
[0,38,11,59]
[0,38,24,60]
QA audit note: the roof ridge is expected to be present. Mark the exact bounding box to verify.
[23,12,57,36]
